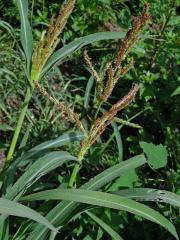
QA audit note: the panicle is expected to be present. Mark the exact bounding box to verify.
[31,0,76,83]
[35,82,87,137]
[99,4,149,103]
[86,84,139,146]
[84,51,103,99]
[115,4,149,66]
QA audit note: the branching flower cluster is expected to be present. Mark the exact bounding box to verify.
[35,3,150,169]
[31,0,75,82]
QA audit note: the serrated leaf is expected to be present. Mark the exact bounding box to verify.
[140,142,168,169]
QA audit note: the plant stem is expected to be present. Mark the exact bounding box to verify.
[68,162,80,188]
[6,87,32,162]
[68,146,88,188]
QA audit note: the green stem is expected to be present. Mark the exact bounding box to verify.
[68,162,81,188]
[68,146,88,188]
[6,87,32,162]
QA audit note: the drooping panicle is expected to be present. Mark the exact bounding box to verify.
[99,4,149,103]
[83,84,139,147]
[115,4,149,67]
[35,82,87,137]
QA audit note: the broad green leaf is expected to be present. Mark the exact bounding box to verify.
[6,131,83,170]
[41,32,126,78]
[0,198,56,232]
[108,170,139,191]
[116,188,180,208]
[15,0,33,74]
[86,211,124,240]
[28,131,83,152]
[140,142,168,169]
[27,154,146,240]
[171,86,180,96]
[82,154,146,190]
[22,189,178,240]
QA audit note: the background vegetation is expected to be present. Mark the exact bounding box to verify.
[0,0,179,239]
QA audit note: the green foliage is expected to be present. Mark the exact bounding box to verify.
[140,142,168,169]
[0,0,179,239]
[0,198,56,232]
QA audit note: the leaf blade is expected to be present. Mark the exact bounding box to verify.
[86,211,124,240]
[41,32,126,78]
[15,0,33,74]
[0,198,56,232]
[116,188,180,208]
[22,189,179,240]
[26,154,146,240]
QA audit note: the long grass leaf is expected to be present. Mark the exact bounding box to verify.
[27,154,146,240]
[15,0,33,75]
[0,151,76,229]
[0,198,56,232]
[22,131,84,162]
[41,32,126,78]
[116,188,180,208]
[6,151,76,200]
[22,189,178,240]
[86,211,124,240]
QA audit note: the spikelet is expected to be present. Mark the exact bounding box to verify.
[84,51,100,83]
[84,50,103,99]
[114,118,142,129]
[35,82,87,137]
[31,0,76,83]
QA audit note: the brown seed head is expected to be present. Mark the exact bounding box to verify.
[35,82,87,137]
[89,84,139,145]
[31,0,76,83]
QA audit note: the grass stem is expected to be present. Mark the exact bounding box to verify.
[68,162,80,188]
[6,87,32,162]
